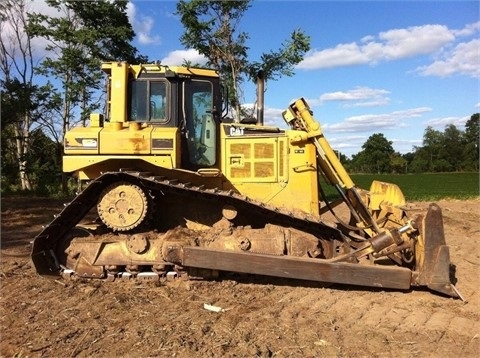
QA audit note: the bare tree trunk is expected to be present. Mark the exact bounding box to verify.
[14,113,32,190]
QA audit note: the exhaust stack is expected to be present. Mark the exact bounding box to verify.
[256,70,264,125]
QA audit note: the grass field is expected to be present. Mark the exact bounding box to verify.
[321,172,479,201]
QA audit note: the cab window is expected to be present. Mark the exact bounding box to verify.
[130,80,168,122]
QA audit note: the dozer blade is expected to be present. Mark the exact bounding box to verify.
[182,203,460,298]
[183,247,413,290]
[414,203,460,298]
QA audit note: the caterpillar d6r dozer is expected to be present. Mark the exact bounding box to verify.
[31,62,460,298]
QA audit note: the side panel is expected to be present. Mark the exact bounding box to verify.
[64,127,180,178]
[221,125,320,216]
[63,156,175,180]
[285,130,320,216]
[151,127,181,168]
[99,124,153,154]
[64,126,102,154]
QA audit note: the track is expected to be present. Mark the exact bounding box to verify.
[31,169,342,277]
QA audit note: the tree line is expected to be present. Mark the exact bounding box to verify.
[345,113,479,174]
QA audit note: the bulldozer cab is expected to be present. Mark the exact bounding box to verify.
[124,64,221,170]
[63,62,223,179]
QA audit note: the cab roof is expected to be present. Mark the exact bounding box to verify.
[101,62,219,79]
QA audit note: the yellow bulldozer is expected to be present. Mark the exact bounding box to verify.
[31,62,460,298]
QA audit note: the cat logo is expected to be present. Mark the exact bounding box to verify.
[229,126,245,136]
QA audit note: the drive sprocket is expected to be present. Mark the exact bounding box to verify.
[97,182,148,231]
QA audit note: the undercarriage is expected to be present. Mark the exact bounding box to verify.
[31,170,460,298]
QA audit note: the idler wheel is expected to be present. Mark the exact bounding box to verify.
[97,182,148,231]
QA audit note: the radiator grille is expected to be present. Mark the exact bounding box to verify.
[227,138,285,182]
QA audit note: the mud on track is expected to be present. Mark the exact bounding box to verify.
[1,197,479,357]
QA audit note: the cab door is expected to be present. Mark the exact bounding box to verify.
[181,79,218,169]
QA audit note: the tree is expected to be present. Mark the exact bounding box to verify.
[462,113,479,171]
[443,124,463,171]
[27,0,147,139]
[64,1,146,64]
[176,0,310,121]
[402,152,415,173]
[409,147,429,173]
[27,0,146,192]
[0,0,35,190]
[176,0,248,119]
[27,128,63,195]
[464,113,479,144]
[410,120,479,173]
[422,126,445,171]
[390,152,407,174]
[351,133,395,173]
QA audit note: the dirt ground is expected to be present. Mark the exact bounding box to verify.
[1,197,479,357]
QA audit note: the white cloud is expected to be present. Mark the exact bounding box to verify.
[308,87,390,107]
[378,25,454,59]
[323,107,432,133]
[237,103,286,127]
[127,2,160,45]
[391,138,422,147]
[325,135,421,156]
[424,116,469,128]
[298,42,369,69]
[3,0,165,62]
[126,2,136,22]
[161,49,207,65]
[416,39,480,78]
[137,17,160,45]
[298,24,454,70]
[297,22,480,79]
[475,103,480,108]
[452,21,480,37]
[263,106,286,127]
[327,134,423,156]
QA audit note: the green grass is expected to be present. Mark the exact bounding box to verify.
[319,172,479,201]
[350,172,479,201]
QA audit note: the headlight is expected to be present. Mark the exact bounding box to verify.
[80,138,98,148]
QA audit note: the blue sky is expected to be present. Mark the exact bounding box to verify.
[18,1,477,156]
[126,0,479,157]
